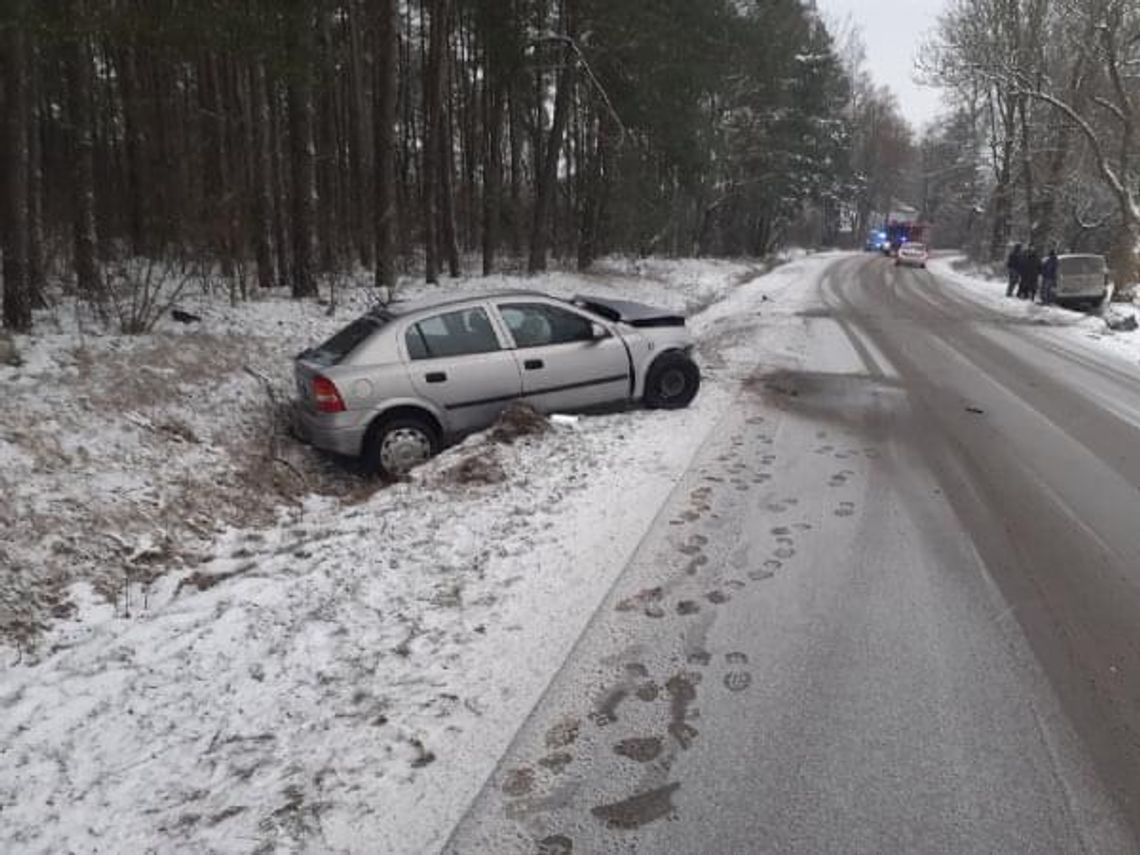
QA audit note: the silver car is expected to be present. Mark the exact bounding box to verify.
[292,290,701,476]
[1053,254,1110,309]
[894,242,928,268]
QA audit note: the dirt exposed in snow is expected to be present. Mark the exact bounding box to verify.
[488,401,552,445]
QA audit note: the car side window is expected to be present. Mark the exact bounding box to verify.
[499,304,595,349]
[405,307,500,361]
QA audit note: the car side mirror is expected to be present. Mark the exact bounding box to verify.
[591,323,612,341]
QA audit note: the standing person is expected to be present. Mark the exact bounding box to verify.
[1006,243,1023,297]
[1019,246,1041,300]
[1041,249,1059,305]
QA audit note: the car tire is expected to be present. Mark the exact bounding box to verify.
[644,352,700,410]
[1089,295,1107,311]
[364,415,441,478]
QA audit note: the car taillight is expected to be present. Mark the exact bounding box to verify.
[312,375,346,413]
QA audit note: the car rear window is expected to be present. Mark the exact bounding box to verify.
[307,315,385,365]
[1060,256,1105,275]
[905,243,926,251]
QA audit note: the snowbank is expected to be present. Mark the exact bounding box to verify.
[0,253,829,854]
[930,255,1140,365]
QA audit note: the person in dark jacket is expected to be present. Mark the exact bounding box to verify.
[1018,246,1041,300]
[1006,243,1023,297]
[1041,249,1059,304]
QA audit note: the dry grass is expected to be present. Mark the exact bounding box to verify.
[0,329,380,651]
[3,336,563,649]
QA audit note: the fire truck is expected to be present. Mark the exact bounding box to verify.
[880,220,929,256]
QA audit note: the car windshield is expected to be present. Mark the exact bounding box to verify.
[304,314,388,366]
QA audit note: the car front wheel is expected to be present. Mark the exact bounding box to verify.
[365,416,440,478]
[644,352,701,410]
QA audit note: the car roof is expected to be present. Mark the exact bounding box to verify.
[376,289,564,319]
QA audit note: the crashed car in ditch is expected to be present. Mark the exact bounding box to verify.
[292,290,701,476]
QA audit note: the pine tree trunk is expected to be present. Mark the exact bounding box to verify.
[250,63,276,289]
[375,0,399,291]
[528,12,576,274]
[2,13,33,331]
[423,0,453,284]
[398,0,415,263]
[152,58,176,249]
[202,52,235,276]
[288,9,318,298]
[578,115,609,271]
[26,38,46,307]
[440,91,461,278]
[120,45,147,255]
[67,4,102,300]
[482,79,505,276]
[508,83,524,257]
[459,19,479,253]
[349,0,374,269]
[316,7,338,273]
[269,76,292,289]
[423,0,437,284]
[230,55,253,298]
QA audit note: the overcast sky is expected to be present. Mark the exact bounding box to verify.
[816,0,948,130]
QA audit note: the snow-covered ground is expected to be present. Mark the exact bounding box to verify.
[931,255,1140,364]
[0,254,832,854]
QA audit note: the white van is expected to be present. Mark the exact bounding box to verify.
[1054,254,1110,308]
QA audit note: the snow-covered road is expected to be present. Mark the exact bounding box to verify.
[444,254,1140,854]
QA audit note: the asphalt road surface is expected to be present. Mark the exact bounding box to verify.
[443,255,1140,854]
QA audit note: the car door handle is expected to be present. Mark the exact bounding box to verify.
[425,372,447,384]
[524,359,544,371]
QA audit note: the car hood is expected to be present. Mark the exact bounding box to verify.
[573,295,686,328]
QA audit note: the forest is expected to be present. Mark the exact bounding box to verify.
[9,1,1134,336]
[1,0,904,334]
[920,0,1140,289]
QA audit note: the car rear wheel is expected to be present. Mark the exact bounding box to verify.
[365,416,440,478]
[644,352,700,410]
